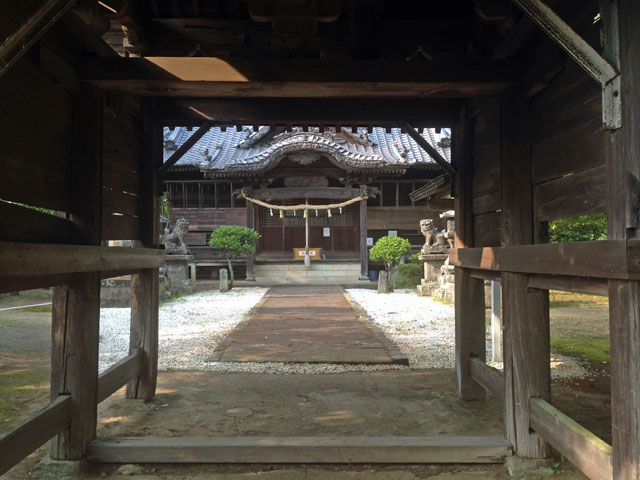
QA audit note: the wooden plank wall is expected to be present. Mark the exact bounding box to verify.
[102,96,143,240]
[470,98,502,247]
[529,3,605,228]
[0,55,74,220]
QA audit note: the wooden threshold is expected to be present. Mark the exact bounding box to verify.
[87,436,511,464]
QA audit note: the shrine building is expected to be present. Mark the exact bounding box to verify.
[162,125,452,282]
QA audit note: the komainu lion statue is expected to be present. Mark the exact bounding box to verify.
[420,218,448,254]
[164,218,190,255]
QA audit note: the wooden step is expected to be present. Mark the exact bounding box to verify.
[87,436,511,464]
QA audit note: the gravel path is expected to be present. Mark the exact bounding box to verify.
[98,287,588,379]
[346,288,589,380]
[99,288,267,373]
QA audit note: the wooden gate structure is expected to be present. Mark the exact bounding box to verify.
[0,1,639,479]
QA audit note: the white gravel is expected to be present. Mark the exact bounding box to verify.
[99,288,267,373]
[98,287,589,379]
[346,288,589,380]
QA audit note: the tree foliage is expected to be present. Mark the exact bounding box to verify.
[209,225,260,289]
[369,236,412,292]
[548,214,607,243]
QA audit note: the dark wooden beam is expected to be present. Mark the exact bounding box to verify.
[402,123,456,178]
[157,98,460,127]
[78,57,522,98]
[0,0,75,77]
[158,120,213,176]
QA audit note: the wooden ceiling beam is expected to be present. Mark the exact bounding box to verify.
[77,57,522,98]
[156,98,461,127]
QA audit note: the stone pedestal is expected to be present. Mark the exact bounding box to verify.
[162,255,195,297]
[417,253,449,296]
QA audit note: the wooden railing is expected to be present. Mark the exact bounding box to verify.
[469,358,613,480]
[0,241,161,475]
[450,240,640,280]
[0,350,144,476]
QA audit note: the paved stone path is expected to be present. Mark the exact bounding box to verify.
[209,286,407,365]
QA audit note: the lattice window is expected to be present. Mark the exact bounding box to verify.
[259,198,357,227]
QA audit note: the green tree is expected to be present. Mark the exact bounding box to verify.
[369,236,412,292]
[548,214,607,243]
[208,225,260,289]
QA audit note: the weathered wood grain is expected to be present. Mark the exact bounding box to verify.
[102,213,142,241]
[534,165,606,222]
[86,436,511,464]
[529,398,612,480]
[500,86,549,459]
[50,273,100,459]
[473,212,501,247]
[98,350,143,404]
[503,272,550,458]
[367,207,435,231]
[453,105,486,401]
[0,395,71,476]
[605,0,640,457]
[157,98,461,126]
[0,242,164,277]
[125,271,159,400]
[449,241,636,279]
[527,275,608,296]
[469,357,504,403]
[0,201,79,244]
[78,57,522,98]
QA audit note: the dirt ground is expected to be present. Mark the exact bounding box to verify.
[0,289,610,480]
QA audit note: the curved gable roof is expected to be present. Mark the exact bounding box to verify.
[163,126,451,173]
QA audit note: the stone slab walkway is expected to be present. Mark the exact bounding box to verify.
[209,286,407,365]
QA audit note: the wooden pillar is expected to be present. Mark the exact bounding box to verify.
[246,196,256,281]
[126,269,159,400]
[453,103,486,401]
[605,1,640,477]
[127,101,161,401]
[501,86,550,458]
[50,85,102,459]
[359,191,368,280]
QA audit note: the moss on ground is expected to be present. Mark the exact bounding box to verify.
[550,337,610,364]
[0,368,50,425]
[20,304,52,312]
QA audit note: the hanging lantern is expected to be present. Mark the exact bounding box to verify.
[339,207,343,214]
[270,208,273,216]
[303,209,308,218]
[315,209,318,217]
[279,210,284,218]
[327,209,332,218]
[293,210,296,217]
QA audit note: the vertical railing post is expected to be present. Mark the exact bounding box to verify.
[453,103,486,401]
[50,85,102,459]
[127,100,161,401]
[604,1,640,477]
[501,86,550,458]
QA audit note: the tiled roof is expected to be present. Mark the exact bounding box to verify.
[163,126,451,173]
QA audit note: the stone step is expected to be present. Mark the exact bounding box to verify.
[255,271,361,279]
[255,276,364,285]
[254,263,360,272]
